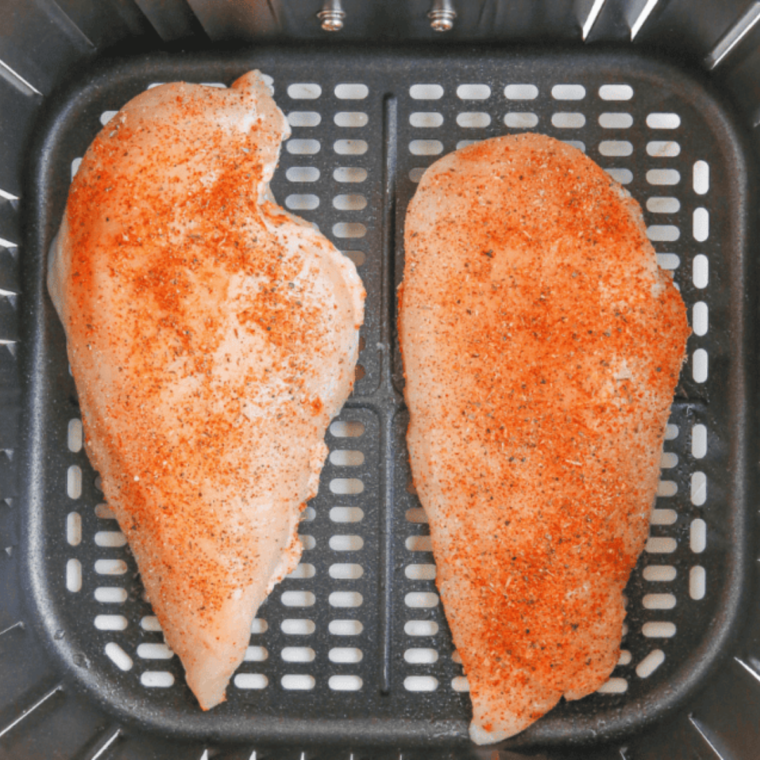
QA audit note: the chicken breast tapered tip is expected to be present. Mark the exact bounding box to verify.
[399,133,689,743]
[48,71,365,709]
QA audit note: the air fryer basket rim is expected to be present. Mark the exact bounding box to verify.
[13,41,759,755]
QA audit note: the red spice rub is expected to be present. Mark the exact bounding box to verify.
[399,133,689,743]
[48,72,364,709]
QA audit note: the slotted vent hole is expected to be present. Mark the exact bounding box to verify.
[66,559,82,592]
[693,350,709,383]
[457,84,491,99]
[105,642,133,671]
[330,478,364,495]
[694,161,710,194]
[456,112,491,128]
[95,559,127,575]
[647,140,680,157]
[690,519,707,552]
[343,250,365,266]
[599,112,633,128]
[693,302,708,336]
[330,506,364,523]
[95,587,127,603]
[329,591,363,608]
[94,503,115,520]
[692,424,708,458]
[690,567,706,600]
[287,111,321,127]
[251,618,268,634]
[552,84,586,100]
[285,194,319,211]
[137,643,174,660]
[67,418,83,451]
[406,535,433,552]
[282,675,315,691]
[406,507,428,523]
[599,140,633,156]
[94,531,126,547]
[335,84,368,100]
[334,139,368,156]
[329,675,363,691]
[597,678,628,694]
[410,84,443,100]
[405,563,436,580]
[140,616,161,632]
[552,112,586,128]
[235,674,268,690]
[287,563,316,580]
[647,168,680,185]
[286,138,320,156]
[405,620,438,636]
[636,650,666,678]
[606,168,633,184]
[287,83,321,99]
[599,84,633,100]
[651,509,677,525]
[504,84,538,100]
[647,197,680,213]
[333,222,366,239]
[647,112,681,129]
[281,647,315,663]
[94,615,127,631]
[329,563,364,579]
[410,112,443,128]
[693,255,709,288]
[334,111,368,127]
[643,594,676,610]
[643,565,677,582]
[141,672,175,688]
[329,619,363,636]
[404,676,438,692]
[67,465,82,499]
[643,622,676,638]
[404,648,439,664]
[330,535,364,551]
[329,449,365,466]
[66,512,82,546]
[333,194,367,211]
[329,647,363,663]
[409,139,443,156]
[281,618,315,635]
[693,208,709,242]
[452,676,470,692]
[333,167,367,183]
[505,113,538,128]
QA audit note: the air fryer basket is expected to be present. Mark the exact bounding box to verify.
[2,3,760,760]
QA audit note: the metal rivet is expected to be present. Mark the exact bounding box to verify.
[428,0,456,32]
[318,0,346,32]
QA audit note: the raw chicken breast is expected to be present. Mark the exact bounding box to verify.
[48,71,364,709]
[399,134,689,743]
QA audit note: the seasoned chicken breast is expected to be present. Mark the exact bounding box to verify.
[399,133,689,743]
[48,71,364,709]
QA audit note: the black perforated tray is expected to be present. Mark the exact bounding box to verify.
[12,45,758,758]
